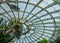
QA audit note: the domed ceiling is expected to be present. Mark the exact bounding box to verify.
[0,0,60,43]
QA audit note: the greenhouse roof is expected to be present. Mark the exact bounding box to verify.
[0,0,60,43]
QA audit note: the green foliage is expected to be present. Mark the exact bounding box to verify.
[38,38,48,43]
[56,28,60,34]
[54,28,60,43]
[53,0,60,4]
[0,18,13,43]
[0,18,3,24]
[0,31,13,43]
[54,35,60,43]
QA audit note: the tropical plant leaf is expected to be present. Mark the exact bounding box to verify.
[38,38,48,43]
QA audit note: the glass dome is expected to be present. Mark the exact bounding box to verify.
[0,0,60,43]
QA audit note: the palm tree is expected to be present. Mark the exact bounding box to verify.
[5,18,23,39]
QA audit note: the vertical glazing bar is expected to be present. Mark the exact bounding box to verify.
[25,0,43,19]
[22,0,29,18]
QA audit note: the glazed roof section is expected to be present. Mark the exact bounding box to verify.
[0,0,60,43]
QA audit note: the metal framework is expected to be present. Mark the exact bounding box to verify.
[0,0,60,43]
